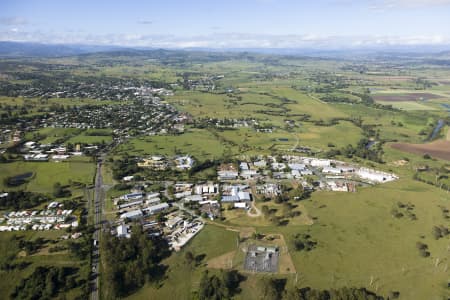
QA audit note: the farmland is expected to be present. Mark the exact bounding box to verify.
[391,140,450,161]
[1,49,450,300]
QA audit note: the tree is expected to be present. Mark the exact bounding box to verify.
[53,182,64,198]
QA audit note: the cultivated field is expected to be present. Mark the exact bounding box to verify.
[391,140,450,161]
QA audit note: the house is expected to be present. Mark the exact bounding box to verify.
[300,169,313,176]
[288,163,306,170]
[117,224,131,238]
[291,169,302,179]
[256,184,281,196]
[122,175,134,181]
[48,202,59,209]
[184,195,203,202]
[253,160,267,168]
[240,169,259,179]
[271,162,286,171]
[174,155,194,170]
[24,141,36,148]
[234,202,248,209]
[240,162,250,171]
[194,183,219,195]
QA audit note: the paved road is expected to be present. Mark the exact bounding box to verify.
[90,160,104,300]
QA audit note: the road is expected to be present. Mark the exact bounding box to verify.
[90,159,104,300]
[247,200,262,217]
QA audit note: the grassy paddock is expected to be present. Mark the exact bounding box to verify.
[126,224,238,300]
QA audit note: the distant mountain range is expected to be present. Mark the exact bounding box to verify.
[0,41,127,57]
[0,41,449,59]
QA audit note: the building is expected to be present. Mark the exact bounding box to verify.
[120,193,144,201]
[184,195,203,202]
[118,200,143,210]
[142,202,169,215]
[240,169,259,179]
[122,175,134,181]
[117,224,131,238]
[165,216,183,229]
[322,167,342,174]
[137,156,168,170]
[174,155,194,170]
[240,162,250,171]
[217,164,239,180]
[309,159,331,167]
[356,168,398,183]
[234,202,248,209]
[120,209,143,220]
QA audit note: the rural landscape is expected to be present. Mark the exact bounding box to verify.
[1,1,450,300]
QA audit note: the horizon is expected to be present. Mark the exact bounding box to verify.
[1,0,450,50]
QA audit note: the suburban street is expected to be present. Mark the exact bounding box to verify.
[90,159,104,300]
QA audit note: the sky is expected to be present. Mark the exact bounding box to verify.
[1,0,450,49]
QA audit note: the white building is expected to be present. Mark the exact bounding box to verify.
[117,224,131,238]
[143,202,169,215]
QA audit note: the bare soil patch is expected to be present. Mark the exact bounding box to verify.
[389,159,409,167]
[391,140,450,161]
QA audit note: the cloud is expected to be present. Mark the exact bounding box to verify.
[369,0,450,10]
[137,20,153,25]
[0,16,28,26]
[0,30,449,49]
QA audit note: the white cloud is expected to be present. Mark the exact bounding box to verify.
[0,30,449,49]
[370,0,450,10]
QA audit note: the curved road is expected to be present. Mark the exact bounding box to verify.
[247,200,262,218]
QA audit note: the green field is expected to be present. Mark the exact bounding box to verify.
[113,129,230,160]
[0,158,95,194]
[127,224,239,300]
